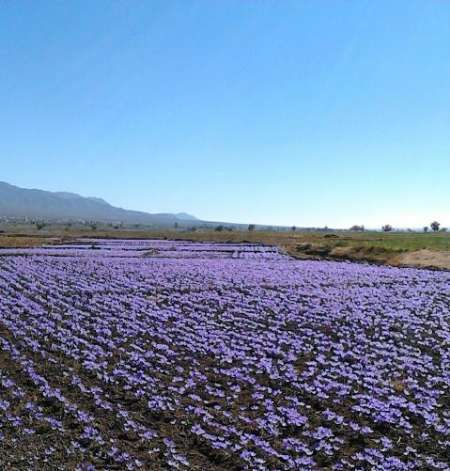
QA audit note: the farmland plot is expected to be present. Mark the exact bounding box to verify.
[0,239,449,470]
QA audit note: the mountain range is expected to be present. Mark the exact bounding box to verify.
[0,182,198,226]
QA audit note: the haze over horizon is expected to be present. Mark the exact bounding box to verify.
[1,1,449,228]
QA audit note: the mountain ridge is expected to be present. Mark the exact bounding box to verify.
[0,182,198,226]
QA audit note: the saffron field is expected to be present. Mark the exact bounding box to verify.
[0,239,449,470]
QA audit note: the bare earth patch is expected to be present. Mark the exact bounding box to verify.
[0,236,59,248]
[393,249,450,270]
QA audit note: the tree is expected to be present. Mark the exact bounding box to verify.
[248,224,255,232]
[350,225,364,232]
[291,226,296,232]
[423,226,429,233]
[90,223,97,231]
[382,224,393,232]
[174,222,179,229]
[215,225,224,232]
[430,221,440,232]
[35,222,46,231]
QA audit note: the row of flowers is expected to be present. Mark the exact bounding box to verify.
[0,239,449,469]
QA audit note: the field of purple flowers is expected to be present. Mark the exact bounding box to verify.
[0,239,449,470]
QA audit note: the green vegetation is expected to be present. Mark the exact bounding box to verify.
[319,231,450,252]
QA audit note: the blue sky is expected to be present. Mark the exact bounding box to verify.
[1,1,449,228]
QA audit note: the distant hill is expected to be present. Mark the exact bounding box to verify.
[175,212,198,221]
[0,182,198,226]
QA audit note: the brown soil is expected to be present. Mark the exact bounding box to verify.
[392,249,450,270]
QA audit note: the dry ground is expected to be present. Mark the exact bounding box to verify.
[393,249,450,270]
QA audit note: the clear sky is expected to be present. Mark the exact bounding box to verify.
[1,1,449,228]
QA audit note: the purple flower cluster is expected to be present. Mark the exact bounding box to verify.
[0,239,449,469]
